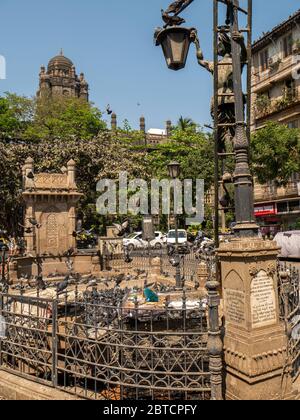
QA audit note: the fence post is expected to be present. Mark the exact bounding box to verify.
[206,277,223,400]
[0,294,3,367]
[52,299,58,388]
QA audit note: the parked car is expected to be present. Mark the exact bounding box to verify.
[166,229,188,246]
[274,231,300,259]
[123,231,166,251]
[166,229,190,254]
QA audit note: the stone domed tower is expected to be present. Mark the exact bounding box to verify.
[37,50,89,101]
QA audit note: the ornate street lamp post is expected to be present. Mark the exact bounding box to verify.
[155,26,194,70]
[155,0,257,241]
[168,161,182,288]
[154,2,293,401]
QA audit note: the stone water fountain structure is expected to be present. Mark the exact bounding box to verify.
[9,157,101,281]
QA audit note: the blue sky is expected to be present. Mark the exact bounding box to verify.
[0,0,299,130]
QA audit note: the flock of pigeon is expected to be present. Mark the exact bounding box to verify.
[4,265,197,299]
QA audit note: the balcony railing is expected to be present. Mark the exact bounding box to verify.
[254,88,300,120]
[252,52,298,85]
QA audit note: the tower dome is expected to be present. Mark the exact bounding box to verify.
[47,50,73,72]
[38,50,89,101]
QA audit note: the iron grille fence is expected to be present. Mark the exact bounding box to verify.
[0,290,212,400]
[105,249,200,283]
[278,263,300,382]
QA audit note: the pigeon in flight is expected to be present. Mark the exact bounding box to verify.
[113,220,129,237]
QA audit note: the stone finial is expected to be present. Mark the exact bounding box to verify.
[25,157,34,165]
[67,159,76,167]
[24,157,34,173]
[111,113,117,131]
[22,157,34,189]
[67,159,76,187]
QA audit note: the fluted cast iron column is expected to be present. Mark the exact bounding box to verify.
[229,0,258,238]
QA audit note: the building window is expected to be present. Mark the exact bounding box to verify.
[282,34,293,58]
[287,120,298,129]
[277,202,288,214]
[291,172,300,182]
[260,49,269,71]
[283,79,295,100]
[289,201,300,212]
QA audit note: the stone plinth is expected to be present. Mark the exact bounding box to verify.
[218,237,296,400]
[12,253,100,280]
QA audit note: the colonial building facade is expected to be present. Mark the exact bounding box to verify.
[37,50,89,101]
[110,114,172,146]
[251,10,300,235]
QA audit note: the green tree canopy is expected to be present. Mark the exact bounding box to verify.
[146,126,214,191]
[0,132,148,234]
[177,116,197,132]
[251,122,300,184]
[0,93,34,139]
[0,93,106,142]
[24,96,106,141]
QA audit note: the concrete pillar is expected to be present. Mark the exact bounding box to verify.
[148,257,161,284]
[68,204,77,251]
[218,237,294,400]
[24,199,35,256]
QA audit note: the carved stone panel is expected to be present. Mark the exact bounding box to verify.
[34,174,68,189]
[224,270,246,327]
[224,289,246,326]
[39,206,68,255]
[47,213,58,250]
[250,270,277,329]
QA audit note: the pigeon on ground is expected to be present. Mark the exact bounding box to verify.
[56,277,69,294]
[114,274,125,287]
[36,275,47,290]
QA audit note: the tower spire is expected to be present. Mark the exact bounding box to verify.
[60,48,64,56]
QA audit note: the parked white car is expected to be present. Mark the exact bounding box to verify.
[166,229,188,246]
[123,232,166,251]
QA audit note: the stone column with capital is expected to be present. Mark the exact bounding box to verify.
[22,157,36,256]
[218,237,295,400]
[67,160,80,251]
[139,116,146,146]
[166,120,172,138]
[68,204,77,251]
